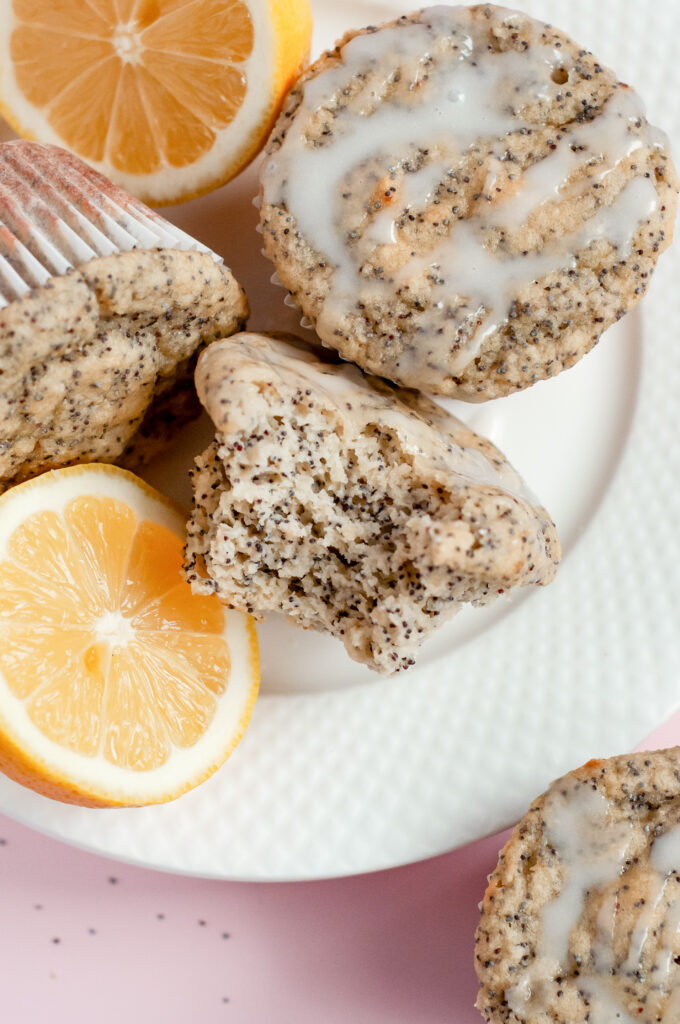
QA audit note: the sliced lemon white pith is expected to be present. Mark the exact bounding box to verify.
[0,0,313,204]
[0,465,259,807]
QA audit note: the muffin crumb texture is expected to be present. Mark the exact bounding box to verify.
[185,332,560,674]
[476,747,680,1023]
[0,248,248,489]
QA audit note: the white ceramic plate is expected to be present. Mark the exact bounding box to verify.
[1,0,679,880]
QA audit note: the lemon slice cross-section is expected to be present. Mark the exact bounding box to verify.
[0,464,259,807]
[0,0,313,204]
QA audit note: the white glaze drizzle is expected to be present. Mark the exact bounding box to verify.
[505,782,680,1022]
[262,6,661,384]
[578,978,637,1023]
[485,89,646,232]
[651,823,680,875]
[506,784,634,1019]
[403,175,658,370]
[647,828,680,1005]
[541,787,634,965]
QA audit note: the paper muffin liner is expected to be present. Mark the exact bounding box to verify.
[0,140,219,309]
[253,191,314,332]
[269,267,314,330]
[256,199,315,335]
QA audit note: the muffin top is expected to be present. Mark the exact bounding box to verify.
[260,4,678,398]
[476,748,680,1023]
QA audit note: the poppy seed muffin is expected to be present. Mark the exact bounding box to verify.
[184,332,560,675]
[0,141,248,489]
[476,748,680,1023]
[260,4,678,400]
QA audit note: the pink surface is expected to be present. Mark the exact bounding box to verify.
[1,711,679,1024]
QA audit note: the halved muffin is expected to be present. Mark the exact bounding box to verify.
[185,332,560,674]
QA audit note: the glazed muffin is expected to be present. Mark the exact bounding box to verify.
[184,332,560,675]
[0,140,248,489]
[475,748,680,1023]
[260,4,678,400]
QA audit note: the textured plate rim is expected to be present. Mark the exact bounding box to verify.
[0,0,679,881]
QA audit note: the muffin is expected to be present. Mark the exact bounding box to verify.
[475,747,680,1023]
[184,332,560,675]
[260,4,678,399]
[0,140,248,489]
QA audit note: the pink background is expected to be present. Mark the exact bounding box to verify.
[0,2,676,1018]
[0,712,678,1023]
